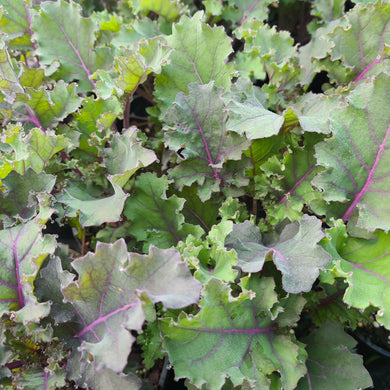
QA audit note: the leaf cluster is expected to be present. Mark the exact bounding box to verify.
[1,0,390,389]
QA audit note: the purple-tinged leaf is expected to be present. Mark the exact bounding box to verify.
[35,257,76,325]
[225,215,331,293]
[328,1,390,83]
[14,128,68,174]
[124,173,204,249]
[14,366,66,390]
[0,220,56,322]
[66,349,142,390]
[173,184,223,231]
[163,82,251,201]
[313,73,390,231]
[154,11,234,116]
[160,276,307,390]
[14,81,82,131]
[0,0,34,50]
[0,126,69,178]
[61,239,201,372]
[297,322,372,390]
[260,137,325,225]
[0,169,55,226]
[31,0,112,92]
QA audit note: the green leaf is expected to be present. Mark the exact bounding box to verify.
[310,0,346,23]
[124,173,204,249]
[0,219,56,322]
[14,366,66,390]
[160,276,307,390]
[35,257,76,325]
[235,20,300,96]
[57,176,128,227]
[225,78,284,140]
[261,138,324,225]
[66,349,142,390]
[13,128,68,174]
[104,127,157,187]
[337,230,390,328]
[225,216,331,293]
[243,134,284,179]
[62,239,201,371]
[15,81,82,130]
[137,320,164,369]
[0,36,23,102]
[220,0,273,26]
[154,11,234,116]
[305,280,374,330]
[285,93,340,135]
[178,219,238,285]
[0,169,55,225]
[129,0,185,21]
[172,184,222,231]
[0,0,34,50]
[163,82,250,201]
[115,36,171,93]
[297,322,372,390]
[32,0,113,92]
[72,95,121,161]
[328,1,390,82]
[313,73,390,231]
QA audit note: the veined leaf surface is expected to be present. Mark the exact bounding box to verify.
[164,82,250,201]
[124,173,204,249]
[154,11,234,115]
[328,1,390,83]
[297,322,372,390]
[338,230,390,328]
[225,215,331,293]
[0,220,56,322]
[32,0,112,91]
[61,239,201,371]
[160,277,307,390]
[57,176,128,227]
[313,73,390,231]
[0,0,34,50]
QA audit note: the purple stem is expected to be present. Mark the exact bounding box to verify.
[24,1,37,51]
[239,0,259,26]
[279,166,316,204]
[188,104,221,181]
[24,105,45,132]
[354,58,380,83]
[53,16,97,89]
[13,233,25,308]
[77,302,137,338]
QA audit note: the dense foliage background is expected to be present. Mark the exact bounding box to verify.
[1,0,390,389]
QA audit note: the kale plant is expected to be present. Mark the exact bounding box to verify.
[0,0,389,388]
